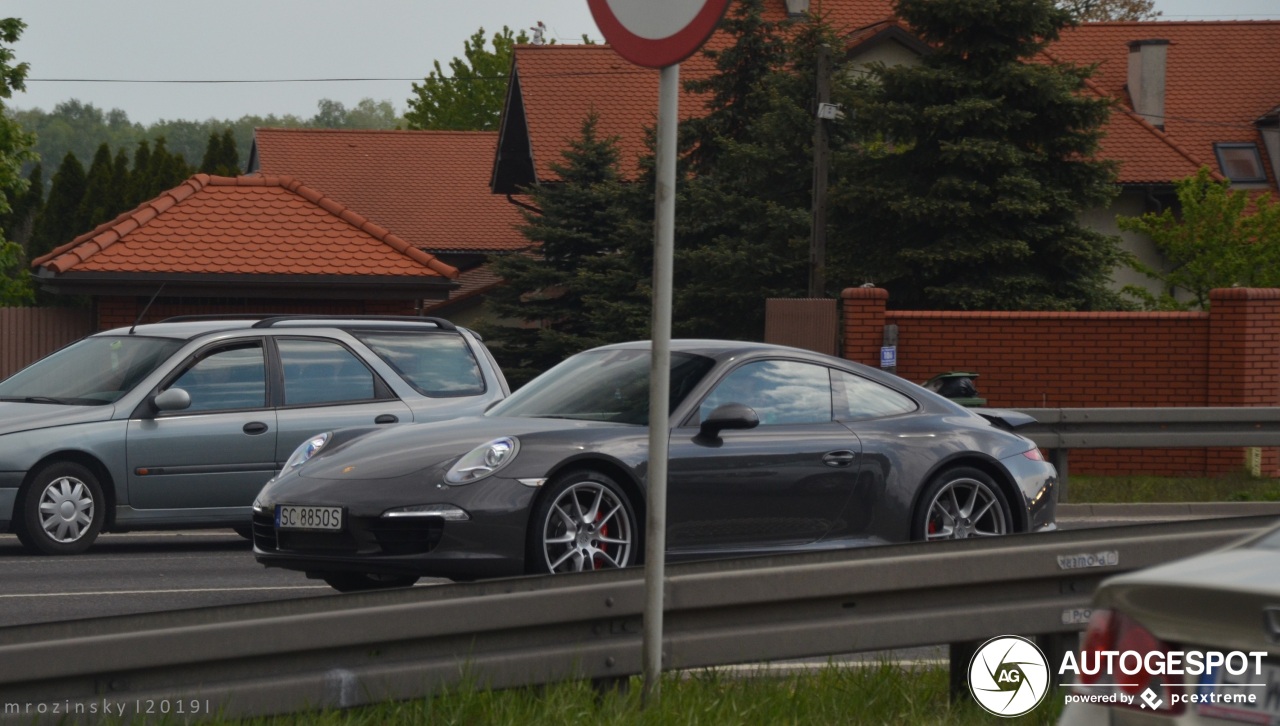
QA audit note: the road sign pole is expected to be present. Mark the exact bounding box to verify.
[642,62,679,707]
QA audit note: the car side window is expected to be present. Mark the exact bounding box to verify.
[699,359,833,426]
[167,343,266,412]
[278,338,378,406]
[353,332,486,397]
[833,369,918,421]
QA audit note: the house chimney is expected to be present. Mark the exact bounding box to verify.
[1127,39,1170,129]
[785,0,810,17]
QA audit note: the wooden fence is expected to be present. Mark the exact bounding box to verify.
[0,307,93,380]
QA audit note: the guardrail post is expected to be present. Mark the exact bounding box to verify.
[1036,632,1077,690]
[1049,448,1069,503]
[948,640,980,702]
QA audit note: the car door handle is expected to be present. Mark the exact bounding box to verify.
[823,450,856,467]
[243,421,269,435]
[375,414,399,424]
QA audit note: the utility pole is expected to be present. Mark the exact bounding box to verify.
[809,44,832,298]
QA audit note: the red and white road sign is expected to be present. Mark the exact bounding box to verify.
[587,0,731,68]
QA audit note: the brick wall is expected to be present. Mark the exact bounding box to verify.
[95,297,418,331]
[841,287,1280,477]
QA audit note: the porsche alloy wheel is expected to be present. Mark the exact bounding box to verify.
[533,471,636,574]
[915,467,1011,541]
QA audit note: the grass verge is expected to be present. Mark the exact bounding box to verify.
[1069,472,1280,503]
[219,664,1064,726]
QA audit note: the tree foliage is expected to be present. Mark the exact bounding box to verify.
[1058,0,1160,21]
[199,128,241,176]
[1118,167,1280,310]
[832,0,1124,310]
[11,97,403,189]
[404,27,528,132]
[0,17,34,305]
[481,113,648,385]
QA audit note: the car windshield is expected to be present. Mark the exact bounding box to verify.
[488,349,716,425]
[0,335,184,405]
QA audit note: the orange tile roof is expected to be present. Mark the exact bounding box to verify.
[252,128,529,252]
[1050,21,1280,186]
[31,174,459,278]
[507,0,895,184]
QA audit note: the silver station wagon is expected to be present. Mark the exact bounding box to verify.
[0,316,508,555]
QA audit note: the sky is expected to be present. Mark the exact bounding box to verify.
[5,0,1280,126]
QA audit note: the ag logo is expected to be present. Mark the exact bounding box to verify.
[968,635,1050,717]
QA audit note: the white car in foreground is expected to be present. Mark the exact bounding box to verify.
[1059,520,1280,725]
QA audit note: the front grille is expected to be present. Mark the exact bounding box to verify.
[366,518,444,556]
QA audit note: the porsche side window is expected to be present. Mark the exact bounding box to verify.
[833,370,918,421]
[279,338,377,406]
[700,360,833,426]
[167,343,266,412]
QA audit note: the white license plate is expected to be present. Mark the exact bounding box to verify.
[275,505,343,531]
[1197,659,1280,725]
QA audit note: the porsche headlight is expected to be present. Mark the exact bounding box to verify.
[282,432,332,471]
[445,437,519,485]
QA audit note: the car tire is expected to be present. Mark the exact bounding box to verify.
[16,462,106,556]
[912,466,1012,541]
[528,470,638,574]
[320,573,419,593]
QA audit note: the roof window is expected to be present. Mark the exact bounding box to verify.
[1214,143,1267,183]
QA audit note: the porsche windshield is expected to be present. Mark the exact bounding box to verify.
[0,336,184,405]
[488,349,715,425]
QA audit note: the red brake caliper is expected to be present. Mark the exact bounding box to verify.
[595,512,609,568]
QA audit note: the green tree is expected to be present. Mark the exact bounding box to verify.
[1,162,41,252]
[482,113,648,385]
[199,128,240,176]
[1059,0,1160,21]
[29,152,86,260]
[1118,167,1280,310]
[0,17,34,305]
[78,143,118,229]
[670,2,837,338]
[404,27,529,131]
[832,0,1123,310]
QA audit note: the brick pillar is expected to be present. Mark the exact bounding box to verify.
[1208,288,1280,475]
[841,287,888,366]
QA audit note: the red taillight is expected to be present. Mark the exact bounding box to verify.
[1073,609,1184,714]
[1022,448,1046,461]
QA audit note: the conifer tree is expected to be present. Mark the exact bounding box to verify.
[482,113,647,385]
[199,128,240,176]
[78,143,116,229]
[833,0,1123,310]
[1,162,40,252]
[128,140,152,207]
[29,152,87,259]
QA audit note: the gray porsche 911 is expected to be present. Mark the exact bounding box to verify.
[253,340,1057,591]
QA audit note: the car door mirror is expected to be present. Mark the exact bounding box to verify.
[152,387,192,413]
[699,403,760,439]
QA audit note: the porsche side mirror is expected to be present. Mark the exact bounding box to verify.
[152,387,192,413]
[698,403,760,439]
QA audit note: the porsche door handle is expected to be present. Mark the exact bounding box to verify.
[823,450,856,467]
[375,414,399,424]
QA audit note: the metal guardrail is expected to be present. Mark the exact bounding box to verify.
[1010,407,1280,501]
[0,515,1271,723]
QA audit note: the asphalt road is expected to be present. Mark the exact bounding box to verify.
[0,530,446,628]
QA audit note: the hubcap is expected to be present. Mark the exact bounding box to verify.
[542,481,633,573]
[38,476,95,543]
[924,477,1005,541]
